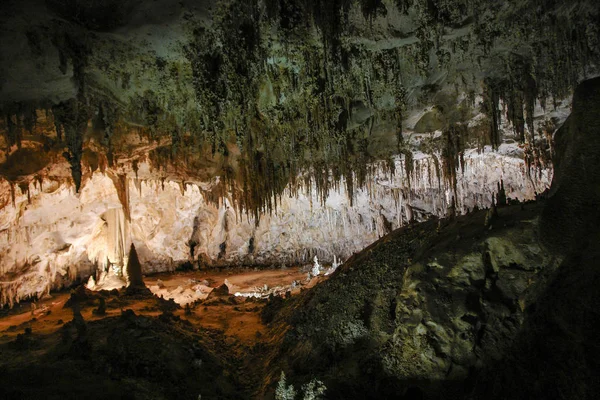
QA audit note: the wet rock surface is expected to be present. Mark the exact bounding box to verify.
[468,237,600,400]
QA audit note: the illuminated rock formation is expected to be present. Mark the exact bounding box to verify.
[0,0,598,308]
[0,144,552,306]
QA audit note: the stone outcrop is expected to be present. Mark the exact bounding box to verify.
[541,77,600,252]
[266,204,557,398]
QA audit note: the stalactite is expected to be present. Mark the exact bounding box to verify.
[35,175,43,192]
[9,182,16,207]
[1,0,595,306]
[104,207,129,272]
[4,113,21,148]
[109,173,130,221]
[52,98,89,192]
[134,178,142,195]
[483,80,501,150]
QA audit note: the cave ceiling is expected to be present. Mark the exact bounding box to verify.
[0,0,598,215]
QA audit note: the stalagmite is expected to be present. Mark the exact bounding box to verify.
[126,243,145,289]
[311,256,321,277]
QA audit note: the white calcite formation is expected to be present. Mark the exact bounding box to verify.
[311,256,321,277]
[0,143,551,307]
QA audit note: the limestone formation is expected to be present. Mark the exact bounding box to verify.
[311,256,321,277]
[0,0,599,396]
[0,147,555,306]
[125,243,145,289]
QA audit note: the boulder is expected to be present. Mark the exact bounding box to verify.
[208,282,229,298]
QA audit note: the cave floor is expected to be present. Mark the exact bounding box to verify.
[0,266,324,399]
[0,266,313,345]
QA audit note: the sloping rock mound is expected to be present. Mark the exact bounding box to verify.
[264,204,558,399]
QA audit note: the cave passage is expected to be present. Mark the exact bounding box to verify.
[1,0,599,399]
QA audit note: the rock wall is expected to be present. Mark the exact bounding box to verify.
[0,145,550,306]
[264,202,561,399]
[541,77,600,252]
